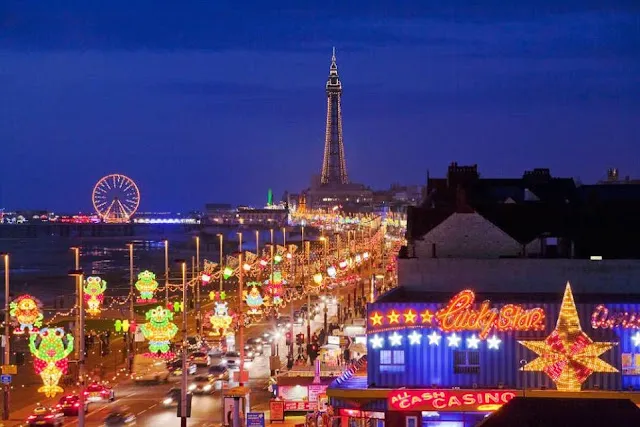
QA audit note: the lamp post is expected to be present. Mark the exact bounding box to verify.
[70,247,80,362]
[281,227,286,247]
[2,253,10,421]
[237,232,243,253]
[68,269,85,427]
[217,234,224,292]
[194,236,202,337]
[164,239,169,304]
[176,260,188,427]
[255,230,260,257]
[127,243,135,368]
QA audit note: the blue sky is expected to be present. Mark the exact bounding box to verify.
[1,1,639,211]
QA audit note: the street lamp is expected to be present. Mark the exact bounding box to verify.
[194,236,202,337]
[127,243,135,369]
[255,230,260,257]
[68,268,85,427]
[164,239,169,304]
[175,260,188,427]
[281,227,286,247]
[1,253,10,421]
[217,234,224,292]
[237,232,243,252]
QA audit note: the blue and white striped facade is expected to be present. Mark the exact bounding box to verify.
[366,293,640,391]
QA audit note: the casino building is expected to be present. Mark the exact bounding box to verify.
[327,283,640,427]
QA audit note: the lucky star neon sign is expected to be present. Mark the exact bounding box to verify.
[427,331,441,346]
[370,334,384,349]
[447,333,461,348]
[408,331,422,345]
[404,310,417,324]
[389,332,403,347]
[487,335,502,350]
[466,334,480,349]
[519,283,618,392]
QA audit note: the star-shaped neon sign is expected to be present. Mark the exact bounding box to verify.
[427,331,441,345]
[370,312,383,326]
[408,331,422,345]
[447,333,461,348]
[420,309,434,324]
[519,283,618,392]
[370,334,384,349]
[387,310,400,324]
[466,334,480,349]
[487,334,502,350]
[404,309,417,324]
[389,332,403,347]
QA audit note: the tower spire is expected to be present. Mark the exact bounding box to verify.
[321,48,348,185]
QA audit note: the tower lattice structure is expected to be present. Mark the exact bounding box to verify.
[320,48,349,185]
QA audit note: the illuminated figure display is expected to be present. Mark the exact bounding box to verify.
[10,294,43,334]
[245,282,264,314]
[135,270,159,302]
[140,306,178,354]
[207,298,234,336]
[84,276,107,316]
[29,328,74,397]
[265,271,285,306]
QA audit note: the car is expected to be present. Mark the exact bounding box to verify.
[27,406,64,427]
[103,407,137,426]
[276,316,292,329]
[186,336,202,351]
[56,394,88,416]
[132,354,170,383]
[84,382,115,402]
[221,351,240,368]
[245,338,264,355]
[162,388,183,407]
[167,358,197,376]
[208,365,229,381]
[188,375,214,394]
[189,351,209,367]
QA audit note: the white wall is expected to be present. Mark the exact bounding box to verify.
[398,258,640,294]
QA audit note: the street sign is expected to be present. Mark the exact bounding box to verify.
[0,374,11,385]
[246,412,265,427]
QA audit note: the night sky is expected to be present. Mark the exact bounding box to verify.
[1,1,639,212]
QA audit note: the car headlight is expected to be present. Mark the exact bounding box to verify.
[163,398,173,405]
[188,384,196,391]
[203,385,212,391]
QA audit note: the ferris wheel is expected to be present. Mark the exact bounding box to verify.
[92,174,140,223]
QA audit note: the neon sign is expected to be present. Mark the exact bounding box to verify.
[368,290,546,339]
[591,305,640,329]
[388,389,518,412]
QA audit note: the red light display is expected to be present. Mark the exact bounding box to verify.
[388,389,519,412]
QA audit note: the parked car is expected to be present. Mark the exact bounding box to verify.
[188,375,214,394]
[27,406,64,427]
[56,394,88,416]
[84,382,115,402]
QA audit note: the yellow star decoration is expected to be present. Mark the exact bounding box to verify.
[519,282,618,392]
[387,310,400,324]
[370,312,383,326]
[420,309,434,324]
[404,309,417,324]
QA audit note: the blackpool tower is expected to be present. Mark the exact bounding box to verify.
[320,47,349,185]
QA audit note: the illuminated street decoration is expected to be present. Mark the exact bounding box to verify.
[312,273,323,287]
[206,296,233,337]
[83,276,107,316]
[244,282,264,315]
[408,331,422,345]
[447,333,461,348]
[135,270,159,302]
[114,319,133,333]
[487,334,502,350]
[201,273,211,284]
[10,294,43,334]
[368,290,545,339]
[327,266,337,278]
[519,283,618,392]
[427,331,441,346]
[265,271,285,306]
[209,290,227,301]
[223,267,234,280]
[388,389,518,412]
[140,306,178,354]
[29,327,74,397]
[591,304,640,329]
[274,254,283,264]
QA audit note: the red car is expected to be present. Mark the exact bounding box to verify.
[56,394,89,416]
[84,382,116,402]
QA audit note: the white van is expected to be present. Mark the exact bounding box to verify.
[132,354,170,383]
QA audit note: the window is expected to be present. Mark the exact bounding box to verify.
[453,350,480,374]
[380,350,405,372]
[405,416,418,427]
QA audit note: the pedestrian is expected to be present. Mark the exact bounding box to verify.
[344,347,351,364]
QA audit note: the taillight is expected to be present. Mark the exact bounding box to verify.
[45,415,54,419]
[74,403,80,407]
[27,415,36,420]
